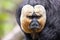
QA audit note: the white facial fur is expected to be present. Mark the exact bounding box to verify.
[20,5,46,33]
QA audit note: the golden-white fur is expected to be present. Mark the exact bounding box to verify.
[20,5,46,33]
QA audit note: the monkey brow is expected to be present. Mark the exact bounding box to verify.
[27,15,41,19]
[27,13,42,19]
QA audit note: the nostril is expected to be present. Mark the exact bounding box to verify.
[29,18,40,29]
[29,21,40,30]
[31,22,39,26]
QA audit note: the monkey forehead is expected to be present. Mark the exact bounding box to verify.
[21,5,46,15]
[34,5,46,14]
[21,5,33,13]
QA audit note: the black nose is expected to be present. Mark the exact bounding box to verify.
[29,18,40,30]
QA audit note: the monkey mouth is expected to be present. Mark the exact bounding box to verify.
[29,25,40,30]
[27,21,43,33]
[29,22,41,32]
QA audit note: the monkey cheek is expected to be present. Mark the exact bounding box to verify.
[37,18,46,32]
[21,19,33,33]
[21,17,46,33]
[21,22,45,33]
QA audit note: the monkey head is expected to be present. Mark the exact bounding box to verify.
[20,4,46,33]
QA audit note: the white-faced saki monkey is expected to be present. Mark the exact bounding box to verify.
[16,0,60,40]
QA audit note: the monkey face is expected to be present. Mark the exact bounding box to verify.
[20,5,46,33]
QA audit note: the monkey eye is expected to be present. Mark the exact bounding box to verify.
[27,15,42,19]
[27,16,33,19]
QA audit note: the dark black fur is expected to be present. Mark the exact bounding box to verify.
[16,0,60,40]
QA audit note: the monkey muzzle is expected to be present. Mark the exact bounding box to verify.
[29,18,40,31]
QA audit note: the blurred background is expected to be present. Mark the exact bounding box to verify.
[0,0,24,40]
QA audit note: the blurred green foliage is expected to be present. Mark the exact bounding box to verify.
[0,0,22,38]
[2,1,16,10]
[0,13,13,37]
